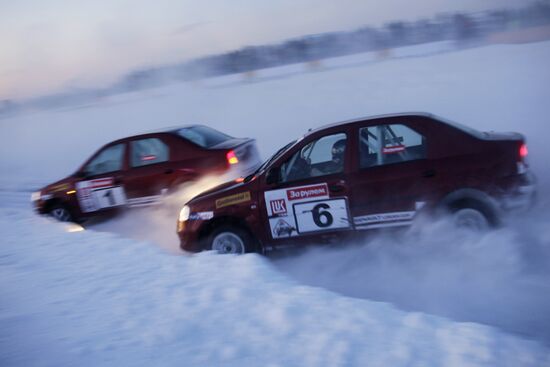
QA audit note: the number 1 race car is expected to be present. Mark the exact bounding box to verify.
[32,125,261,222]
[177,113,536,254]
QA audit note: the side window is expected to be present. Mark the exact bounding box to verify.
[359,124,426,168]
[131,138,169,168]
[85,144,125,176]
[281,133,347,183]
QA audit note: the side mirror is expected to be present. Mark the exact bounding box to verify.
[266,166,281,185]
[75,171,88,179]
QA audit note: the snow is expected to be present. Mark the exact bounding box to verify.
[2,41,550,366]
[1,209,549,366]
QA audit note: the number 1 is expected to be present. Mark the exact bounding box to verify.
[103,190,115,206]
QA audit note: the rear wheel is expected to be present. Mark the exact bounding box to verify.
[451,207,490,232]
[208,226,254,254]
[49,204,74,222]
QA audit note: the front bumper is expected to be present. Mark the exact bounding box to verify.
[31,192,51,214]
[177,219,204,252]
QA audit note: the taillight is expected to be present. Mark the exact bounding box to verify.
[226,150,239,165]
[519,143,528,160]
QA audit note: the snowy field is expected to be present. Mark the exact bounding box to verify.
[2,41,550,366]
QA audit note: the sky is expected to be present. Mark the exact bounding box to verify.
[0,0,526,100]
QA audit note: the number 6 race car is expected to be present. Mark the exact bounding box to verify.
[32,125,261,222]
[177,113,536,254]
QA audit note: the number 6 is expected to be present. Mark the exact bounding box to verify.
[312,203,333,228]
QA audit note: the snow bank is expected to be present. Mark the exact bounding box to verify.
[1,208,548,366]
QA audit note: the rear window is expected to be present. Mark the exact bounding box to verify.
[437,117,484,138]
[177,126,232,148]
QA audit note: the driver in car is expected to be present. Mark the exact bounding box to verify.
[311,139,346,176]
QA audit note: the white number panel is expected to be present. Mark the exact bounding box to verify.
[264,183,351,239]
[293,198,351,234]
[76,178,127,213]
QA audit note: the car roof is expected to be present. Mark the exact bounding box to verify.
[305,112,437,136]
[106,124,205,145]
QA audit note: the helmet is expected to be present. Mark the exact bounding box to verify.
[332,139,346,163]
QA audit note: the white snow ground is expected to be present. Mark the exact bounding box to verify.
[1,41,550,366]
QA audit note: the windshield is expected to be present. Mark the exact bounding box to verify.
[177,126,233,148]
[244,139,297,182]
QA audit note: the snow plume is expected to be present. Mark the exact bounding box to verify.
[274,207,550,344]
[85,168,245,253]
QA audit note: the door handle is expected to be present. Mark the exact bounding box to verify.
[422,169,436,178]
[164,168,174,174]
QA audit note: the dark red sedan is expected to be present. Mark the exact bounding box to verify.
[32,125,261,222]
[177,113,536,254]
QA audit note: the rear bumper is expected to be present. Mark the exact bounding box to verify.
[500,172,536,211]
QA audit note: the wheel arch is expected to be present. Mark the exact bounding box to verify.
[43,197,65,213]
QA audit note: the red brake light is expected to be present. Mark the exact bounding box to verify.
[226,150,239,165]
[519,143,528,159]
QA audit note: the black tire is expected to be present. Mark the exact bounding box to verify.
[207,225,255,254]
[48,203,74,223]
[449,200,496,231]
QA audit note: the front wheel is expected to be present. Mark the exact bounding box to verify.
[49,204,74,222]
[208,226,254,254]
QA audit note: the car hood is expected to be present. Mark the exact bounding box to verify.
[189,177,257,206]
[42,175,76,194]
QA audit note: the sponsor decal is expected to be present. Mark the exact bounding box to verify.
[273,219,296,237]
[353,211,415,226]
[50,183,71,192]
[286,184,328,201]
[215,191,251,209]
[141,155,157,161]
[90,178,114,189]
[189,211,214,221]
[383,145,406,154]
[127,194,162,207]
[270,199,287,215]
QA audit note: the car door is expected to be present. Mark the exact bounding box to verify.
[75,142,128,215]
[261,131,353,245]
[123,136,176,207]
[347,121,433,230]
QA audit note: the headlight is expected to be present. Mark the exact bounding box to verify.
[31,191,41,202]
[179,205,190,222]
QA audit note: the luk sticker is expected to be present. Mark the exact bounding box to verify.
[264,183,350,239]
[76,178,126,213]
[215,191,251,209]
[270,199,287,216]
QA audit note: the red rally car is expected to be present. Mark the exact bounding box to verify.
[32,125,261,222]
[177,113,536,254]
